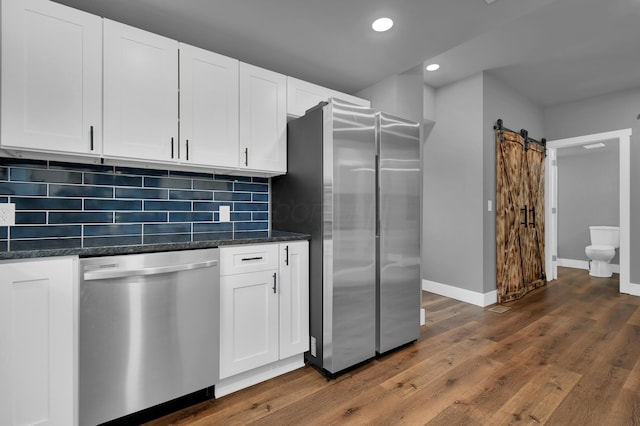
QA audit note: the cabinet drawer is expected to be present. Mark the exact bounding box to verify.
[220,244,278,275]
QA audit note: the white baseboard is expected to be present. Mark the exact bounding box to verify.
[622,282,640,297]
[422,279,497,307]
[557,258,620,274]
[215,354,305,398]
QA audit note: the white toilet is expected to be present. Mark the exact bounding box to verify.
[585,226,619,277]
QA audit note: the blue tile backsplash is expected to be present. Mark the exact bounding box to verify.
[0,158,269,252]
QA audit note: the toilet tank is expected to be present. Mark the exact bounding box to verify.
[589,226,620,248]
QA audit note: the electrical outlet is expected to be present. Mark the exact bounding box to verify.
[0,203,16,226]
[219,205,230,222]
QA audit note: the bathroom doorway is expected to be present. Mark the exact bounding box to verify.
[545,128,633,295]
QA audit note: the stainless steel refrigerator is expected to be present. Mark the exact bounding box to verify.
[272,98,420,376]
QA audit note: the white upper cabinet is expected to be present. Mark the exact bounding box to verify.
[103,19,179,163]
[286,76,370,118]
[179,43,239,168]
[0,0,102,156]
[239,63,287,174]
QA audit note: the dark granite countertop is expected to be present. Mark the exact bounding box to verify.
[0,230,310,260]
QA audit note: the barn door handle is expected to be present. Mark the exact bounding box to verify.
[529,207,536,228]
[521,205,528,228]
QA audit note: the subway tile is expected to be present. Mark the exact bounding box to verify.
[170,212,213,222]
[12,197,82,211]
[11,225,81,239]
[84,224,142,237]
[234,221,268,231]
[0,167,8,181]
[214,191,251,202]
[143,233,191,244]
[115,166,168,177]
[50,161,113,173]
[234,230,269,239]
[193,222,233,233]
[144,200,191,211]
[0,226,6,239]
[0,240,7,252]
[234,202,268,212]
[169,170,213,179]
[252,177,269,183]
[84,173,142,187]
[235,182,268,193]
[252,193,269,202]
[11,238,81,251]
[115,187,168,200]
[252,212,269,221]
[15,212,47,224]
[49,212,113,224]
[0,182,47,196]
[231,212,251,221]
[193,231,233,242]
[0,197,7,203]
[193,201,228,212]
[169,189,213,201]
[0,158,47,168]
[83,235,142,248]
[193,180,233,191]
[10,168,82,184]
[115,212,167,223]
[85,199,142,211]
[49,184,113,198]
[214,174,251,183]
[144,223,191,235]
[144,176,192,189]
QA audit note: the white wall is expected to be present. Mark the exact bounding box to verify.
[544,86,640,282]
[423,73,484,293]
[557,146,619,263]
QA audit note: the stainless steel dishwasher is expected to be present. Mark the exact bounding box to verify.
[79,248,219,426]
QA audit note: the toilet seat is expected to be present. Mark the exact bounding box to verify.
[585,245,616,258]
[585,245,616,277]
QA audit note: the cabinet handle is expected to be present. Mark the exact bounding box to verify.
[186,139,189,161]
[177,136,180,159]
[171,137,175,159]
[244,147,248,166]
[272,272,277,294]
[90,125,94,151]
[285,245,289,266]
[241,256,263,261]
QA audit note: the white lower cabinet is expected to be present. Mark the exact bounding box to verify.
[218,241,309,396]
[0,256,77,426]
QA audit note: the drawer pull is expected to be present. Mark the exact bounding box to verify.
[272,272,277,294]
[241,256,263,262]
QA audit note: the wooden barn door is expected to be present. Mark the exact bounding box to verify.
[496,128,546,303]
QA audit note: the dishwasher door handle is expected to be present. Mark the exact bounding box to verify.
[83,259,218,281]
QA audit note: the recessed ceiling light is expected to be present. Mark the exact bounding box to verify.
[372,17,393,32]
[426,63,440,72]
[583,142,606,149]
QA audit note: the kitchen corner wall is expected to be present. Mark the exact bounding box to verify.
[0,158,269,252]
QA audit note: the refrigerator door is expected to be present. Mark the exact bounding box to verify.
[323,98,377,373]
[377,112,421,354]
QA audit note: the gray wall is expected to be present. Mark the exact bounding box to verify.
[482,72,544,293]
[544,86,640,282]
[423,73,484,292]
[557,146,619,263]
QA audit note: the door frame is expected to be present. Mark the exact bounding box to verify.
[545,128,633,295]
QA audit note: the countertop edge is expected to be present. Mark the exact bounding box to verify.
[0,231,311,260]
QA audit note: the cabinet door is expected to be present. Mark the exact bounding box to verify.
[279,241,310,359]
[1,0,102,156]
[219,270,279,379]
[179,43,239,168]
[239,63,287,174]
[0,257,76,426]
[103,19,178,162]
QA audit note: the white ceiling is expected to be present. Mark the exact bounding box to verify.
[53,0,640,108]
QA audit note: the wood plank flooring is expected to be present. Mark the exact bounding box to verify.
[146,267,640,425]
